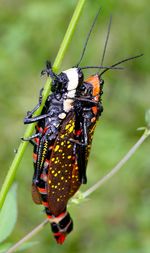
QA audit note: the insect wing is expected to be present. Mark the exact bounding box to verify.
[32,183,42,204]
[47,112,81,216]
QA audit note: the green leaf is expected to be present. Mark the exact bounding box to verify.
[0,184,17,243]
[0,243,12,253]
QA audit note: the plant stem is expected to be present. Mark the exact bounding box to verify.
[6,220,48,253]
[0,0,86,209]
[82,130,150,199]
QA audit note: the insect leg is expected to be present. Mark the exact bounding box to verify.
[24,87,44,122]
[77,117,88,184]
[21,132,41,141]
[24,113,50,124]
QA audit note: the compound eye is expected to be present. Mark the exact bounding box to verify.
[80,85,86,92]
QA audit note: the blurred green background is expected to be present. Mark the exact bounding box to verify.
[0,0,150,252]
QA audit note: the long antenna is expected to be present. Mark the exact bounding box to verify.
[76,8,101,67]
[100,15,112,67]
[80,65,123,70]
[99,54,144,76]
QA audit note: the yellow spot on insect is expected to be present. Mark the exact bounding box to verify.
[51,157,55,161]
[61,176,64,180]
[65,124,70,130]
[52,185,55,188]
[69,164,72,167]
[61,142,64,146]
[72,175,75,178]
[57,198,60,202]
[54,173,58,177]
[58,182,60,185]
[67,144,71,148]
[48,180,51,184]
[60,134,64,139]
[54,161,58,164]
[68,125,74,133]
[65,180,68,183]
[67,155,71,159]
[54,145,59,152]
[65,170,68,173]
[55,185,57,189]
[62,187,64,190]
[51,170,55,174]
[58,170,61,174]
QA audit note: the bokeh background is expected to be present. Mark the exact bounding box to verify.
[0,0,150,252]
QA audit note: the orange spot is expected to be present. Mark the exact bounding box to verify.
[85,74,100,97]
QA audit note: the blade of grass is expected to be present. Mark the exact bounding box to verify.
[0,0,87,209]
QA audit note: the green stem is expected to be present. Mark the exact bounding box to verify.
[0,0,86,209]
[6,220,48,253]
[82,129,150,198]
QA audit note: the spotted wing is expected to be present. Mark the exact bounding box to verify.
[47,111,81,216]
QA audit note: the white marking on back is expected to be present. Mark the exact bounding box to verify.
[62,68,79,112]
[63,68,79,92]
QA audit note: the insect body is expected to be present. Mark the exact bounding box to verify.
[74,74,104,182]
[39,73,104,243]
[24,66,104,243]
[23,65,85,244]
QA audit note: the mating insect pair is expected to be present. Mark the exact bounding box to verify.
[23,65,104,244]
[23,9,142,244]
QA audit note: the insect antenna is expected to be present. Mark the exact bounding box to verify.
[79,15,124,72]
[76,8,101,67]
[80,65,123,70]
[100,53,144,76]
[100,15,112,67]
